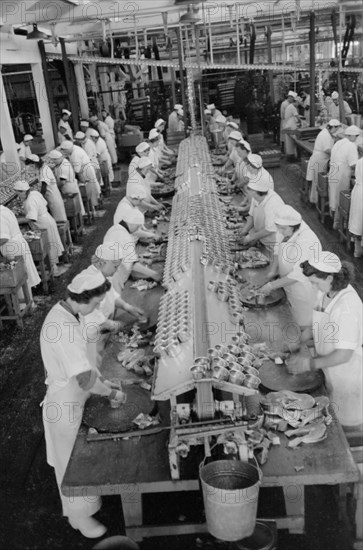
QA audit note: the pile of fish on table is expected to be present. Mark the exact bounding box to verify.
[116,325,156,380]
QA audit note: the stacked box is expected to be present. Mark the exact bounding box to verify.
[258,149,281,168]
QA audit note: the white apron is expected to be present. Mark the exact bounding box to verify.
[40,165,67,222]
[307,151,330,203]
[328,161,351,211]
[0,232,40,288]
[348,158,363,237]
[284,104,298,156]
[313,292,363,427]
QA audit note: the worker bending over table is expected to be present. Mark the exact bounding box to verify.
[126,157,163,211]
[40,269,126,539]
[286,251,363,431]
[259,205,321,330]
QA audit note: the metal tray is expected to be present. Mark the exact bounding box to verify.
[240,288,285,308]
[259,360,324,393]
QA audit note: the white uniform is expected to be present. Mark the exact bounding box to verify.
[40,302,102,519]
[113,197,140,226]
[327,100,352,121]
[104,224,138,293]
[312,285,362,427]
[96,137,114,183]
[307,128,335,203]
[229,147,240,166]
[18,142,32,163]
[276,221,320,327]
[280,99,290,145]
[168,111,179,133]
[96,120,118,165]
[349,158,363,238]
[53,158,86,216]
[126,171,152,199]
[248,190,285,254]
[104,115,115,137]
[69,145,100,207]
[58,119,73,140]
[328,138,358,212]
[23,190,64,266]
[283,103,299,156]
[0,205,40,288]
[149,147,161,171]
[39,164,67,222]
[246,167,274,190]
[128,156,140,176]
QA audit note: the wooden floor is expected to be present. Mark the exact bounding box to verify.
[0,155,361,550]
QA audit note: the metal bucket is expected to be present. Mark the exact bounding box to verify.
[346,114,362,128]
[200,459,262,542]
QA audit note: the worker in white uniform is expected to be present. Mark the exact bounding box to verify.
[154,119,176,164]
[259,205,321,329]
[349,157,363,258]
[90,115,118,165]
[221,131,245,172]
[168,104,183,133]
[328,125,359,227]
[13,180,64,277]
[306,119,341,204]
[283,91,300,158]
[83,243,146,369]
[286,252,362,431]
[74,131,103,189]
[31,154,67,222]
[104,207,162,294]
[101,109,116,138]
[238,178,285,256]
[114,184,161,226]
[48,150,86,217]
[80,120,92,139]
[40,269,126,538]
[148,128,162,173]
[18,134,34,166]
[279,94,290,153]
[129,142,150,176]
[223,121,240,144]
[207,103,223,121]
[89,129,114,190]
[57,109,73,141]
[176,108,185,132]
[126,156,163,210]
[298,90,310,115]
[234,153,274,213]
[326,91,352,121]
[60,140,101,208]
[0,204,41,303]
[211,114,228,149]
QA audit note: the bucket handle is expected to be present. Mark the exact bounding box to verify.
[199,452,263,484]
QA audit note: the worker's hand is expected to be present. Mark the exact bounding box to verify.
[127,305,148,323]
[241,234,254,246]
[109,390,127,404]
[156,203,164,212]
[259,282,274,295]
[99,320,122,334]
[104,379,121,390]
[152,232,162,243]
[281,341,301,355]
[286,353,313,374]
[152,270,163,283]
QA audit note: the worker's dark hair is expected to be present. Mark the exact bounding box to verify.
[67,279,111,304]
[291,223,301,233]
[300,260,354,291]
[118,219,130,231]
[255,190,268,197]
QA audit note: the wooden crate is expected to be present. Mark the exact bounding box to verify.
[295,127,321,140]
[259,149,281,168]
[0,256,26,288]
[27,229,48,261]
[64,194,82,217]
[317,173,329,197]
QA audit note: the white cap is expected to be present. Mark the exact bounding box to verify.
[95,242,123,261]
[14,180,30,191]
[228,131,243,142]
[207,103,216,110]
[121,207,145,225]
[331,91,339,99]
[80,120,89,127]
[275,205,302,226]
[149,128,159,140]
[154,118,165,128]
[88,129,99,137]
[227,121,239,129]
[60,140,74,151]
[307,251,342,273]
[136,142,150,154]
[247,153,263,169]
[48,149,63,160]
[67,268,106,294]
[288,91,298,99]
[215,115,227,124]
[204,109,211,115]
[174,104,182,110]
[62,109,71,116]
[177,108,184,116]
[328,119,341,127]
[74,131,86,140]
[247,175,271,192]
[344,125,361,136]
[237,138,251,152]
[23,134,33,141]
[128,185,148,200]
[28,154,40,162]
[138,156,152,170]
[89,115,98,122]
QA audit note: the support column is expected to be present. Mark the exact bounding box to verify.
[60,37,79,132]
[309,11,316,127]
[38,40,58,146]
[176,27,187,137]
[0,72,20,177]
[31,62,55,151]
[266,26,275,106]
[74,63,89,119]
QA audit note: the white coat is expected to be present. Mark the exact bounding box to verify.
[113,197,140,226]
[0,205,40,288]
[248,190,285,253]
[168,111,180,133]
[96,137,114,183]
[327,100,352,121]
[23,190,64,265]
[40,302,102,519]
[307,128,335,203]
[328,138,358,211]
[349,158,363,237]
[104,224,138,293]
[126,170,152,199]
[96,120,118,165]
[39,164,67,222]
[53,158,86,216]
[58,119,73,140]
[277,221,320,327]
[283,103,299,156]
[312,285,362,427]
[69,145,100,207]
[279,99,290,144]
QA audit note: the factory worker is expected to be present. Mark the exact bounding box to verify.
[48,149,86,217]
[83,243,146,369]
[306,119,341,204]
[283,91,300,158]
[233,152,274,212]
[58,109,73,141]
[279,93,291,152]
[74,131,102,187]
[207,103,223,120]
[126,156,163,210]
[212,114,227,149]
[114,184,161,226]
[29,154,67,222]
[40,269,126,538]
[13,180,64,277]
[89,129,114,188]
[298,90,310,113]
[101,109,116,138]
[80,120,92,139]
[259,206,321,328]
[104,207,162,293]
[18,134,34,165]
[238,178,285,255]
[230,139,251,186]
[223,120,240,143]
[287,252,362,430]
[349,157,363,258]
[0,204,41,302]
[168,103,183,133]
[60,140,101,208]
[148,128,162,172]
[221,131,244,171]
[328,125,359,228]
[128,142,151,176]
[154,119,176,162]
[90,114,118,165]
[176,108,185,132]
[327,91,352,121]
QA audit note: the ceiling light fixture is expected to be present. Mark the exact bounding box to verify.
[179,4,201,24]
[26,23,49,40]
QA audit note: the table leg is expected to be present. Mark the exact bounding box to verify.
[120,490,143,528]
[283,484,305,534]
